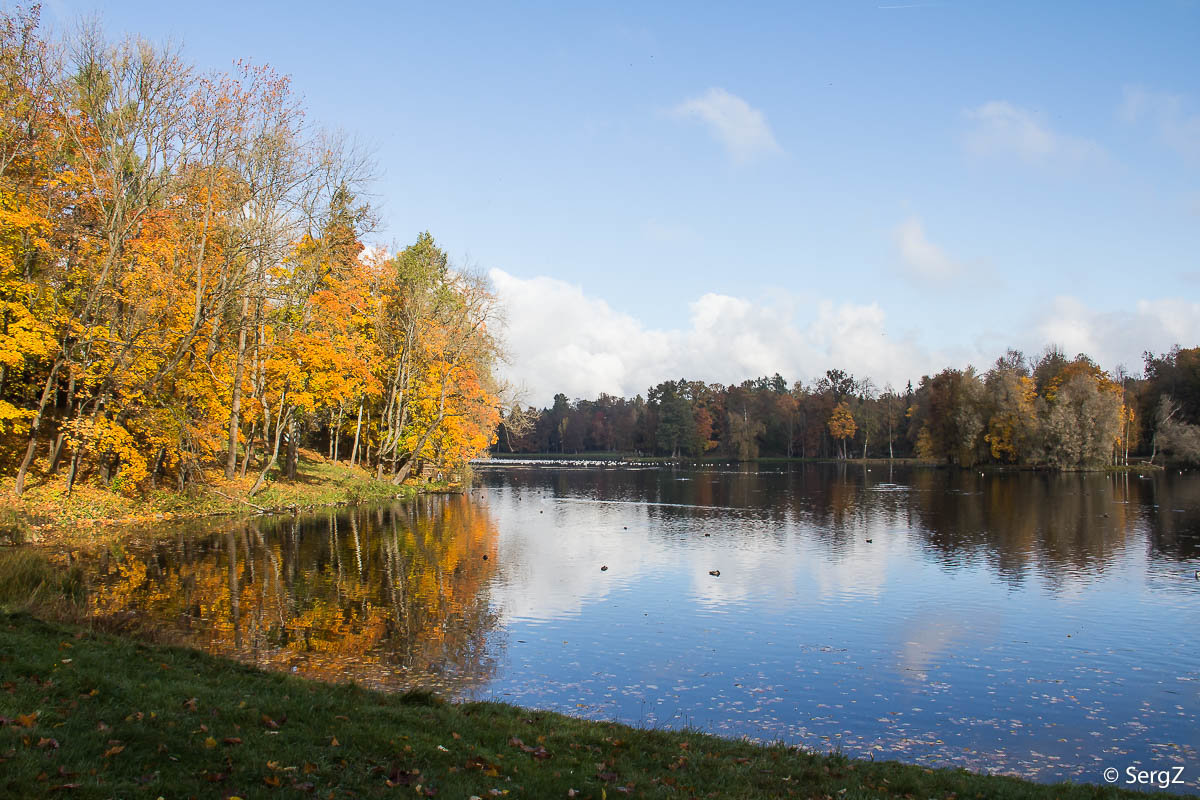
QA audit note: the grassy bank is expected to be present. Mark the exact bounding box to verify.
[0,613,1175,800]
[0,450,423,547]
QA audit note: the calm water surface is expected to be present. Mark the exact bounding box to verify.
[65,464,1200,789]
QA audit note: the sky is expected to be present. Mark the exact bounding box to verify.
[41,0,1200,404]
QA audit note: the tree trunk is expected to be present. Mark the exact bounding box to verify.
[65,446,82,497]
[286,415,298,480]
[332,404,343,461]
[225,290,251,479]
[14,358,63,496]
[239,421,257,478]
[349,401,363,466]
[249,395,289,496]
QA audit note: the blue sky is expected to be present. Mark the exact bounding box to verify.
[53,1,1200,402]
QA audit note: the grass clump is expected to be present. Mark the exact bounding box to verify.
[0,613,1174,800]
[0,549,85,613]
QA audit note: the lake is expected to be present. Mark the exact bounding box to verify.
[63,463,1199,789]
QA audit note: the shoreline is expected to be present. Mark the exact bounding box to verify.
[0,453,1171,547]
[0,611,1179,799]
[478,453,1166,473]
[0,450,437,548]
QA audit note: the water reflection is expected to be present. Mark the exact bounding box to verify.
[82,495,501,694]
[52,465,1200,788]
[475,464,1200,787]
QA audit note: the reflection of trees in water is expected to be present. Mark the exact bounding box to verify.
[1136,472,1200,561]
[868,468,1197,582]
[86,495,502,695]
[905,470,1133,583]
[754,463,1196,581]
[478,464,1198,580]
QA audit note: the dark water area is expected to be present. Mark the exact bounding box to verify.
[55,464,1200,790]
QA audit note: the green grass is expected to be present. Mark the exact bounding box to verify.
[0,549,85,613]
[0,451,418,547]
[0,613,1175,800]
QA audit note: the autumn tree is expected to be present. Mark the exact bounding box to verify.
[827,401,856,459]
[984,352,1037,463]
[1032,356,1124,469]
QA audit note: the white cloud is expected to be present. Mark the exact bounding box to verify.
[491,269,1200,404]
[1121,86,1200,162]
[1033,296,1200,373]
[490,268,952,404]
[671,88,781,163]
[894,217,961,281]
[964,101,1103,163]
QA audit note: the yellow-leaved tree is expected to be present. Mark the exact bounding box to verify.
[828,401,857,459]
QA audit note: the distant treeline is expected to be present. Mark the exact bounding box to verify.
[496,346,1200,469]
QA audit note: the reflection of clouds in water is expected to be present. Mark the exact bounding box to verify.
[687,544,804,608]
[896,605,1001,681]
[810,550,892,603]
[473,466,1200,786]
[488,486,914,621]
[487,495,674,623]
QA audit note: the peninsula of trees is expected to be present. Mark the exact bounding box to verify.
[0,8,501,498]
[497,346,1200,469]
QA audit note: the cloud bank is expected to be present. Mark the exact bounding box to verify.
[491,269,953,403]
[671,88,782,163]
[490,270,1200,405]
[1033,296,1200,370]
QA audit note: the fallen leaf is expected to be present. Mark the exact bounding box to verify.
[37,737,59,750]
[263,774,282,787]
[223,737,243,745]
[183,698,198,712]
[203,737,217,749]
[15,712,38,728]
[330,737,339,747]
[102,745,124,758]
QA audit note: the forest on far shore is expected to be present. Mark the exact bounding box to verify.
[496,346,1200,469]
